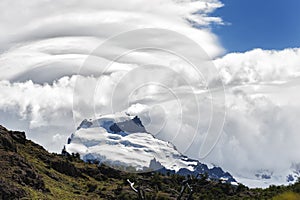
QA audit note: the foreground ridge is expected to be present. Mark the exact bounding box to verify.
[1,125,300,199]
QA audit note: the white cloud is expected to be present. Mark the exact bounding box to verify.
[206,48,300,183]
[0,77,75,151]
[214,48,300,85]
[0,0,224,56]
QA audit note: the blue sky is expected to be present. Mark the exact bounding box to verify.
[213,0,300,53]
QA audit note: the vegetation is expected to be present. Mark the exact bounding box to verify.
[1,125,300,199]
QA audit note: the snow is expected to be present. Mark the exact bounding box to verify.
[66,112,196,172]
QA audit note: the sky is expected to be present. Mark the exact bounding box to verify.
[0,0,300,187]
[213,0,300,52]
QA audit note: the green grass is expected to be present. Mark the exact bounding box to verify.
[273,191,300,200]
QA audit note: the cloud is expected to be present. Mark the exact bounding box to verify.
[0,0,224,85]
[206,90,300,173]
[0,0,224,56]
[205,48,300,182]
[214,48,300,85]
[0,77,75,151]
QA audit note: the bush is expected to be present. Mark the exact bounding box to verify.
[87,183,97,192]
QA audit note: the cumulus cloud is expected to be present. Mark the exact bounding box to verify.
[207,48,300,184]
[206,89,300,174]
[0,77,76,151]
[214,48,300,85]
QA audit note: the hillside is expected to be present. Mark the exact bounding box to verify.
[1,125,300,200]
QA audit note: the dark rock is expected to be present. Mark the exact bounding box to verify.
[0,179,27,200]
[287,174,294,182]
[109,116,147,134]
[261,174,271,179]
[0,127,17,152]
[10,131,26,144]
[77,119,93,130]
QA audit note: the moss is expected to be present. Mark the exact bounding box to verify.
[272,191,300,200]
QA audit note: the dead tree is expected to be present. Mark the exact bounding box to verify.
[127,179,145,200]
[177,174,201,200]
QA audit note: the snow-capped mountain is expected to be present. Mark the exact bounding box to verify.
[64,112,236,184]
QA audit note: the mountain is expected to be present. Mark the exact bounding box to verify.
[1,124,300,199]
[66,112,300,189]
[65,112,236,184]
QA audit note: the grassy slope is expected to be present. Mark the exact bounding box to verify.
[0,125,300,200]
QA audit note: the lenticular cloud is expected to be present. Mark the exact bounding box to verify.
[0,0,224,152]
